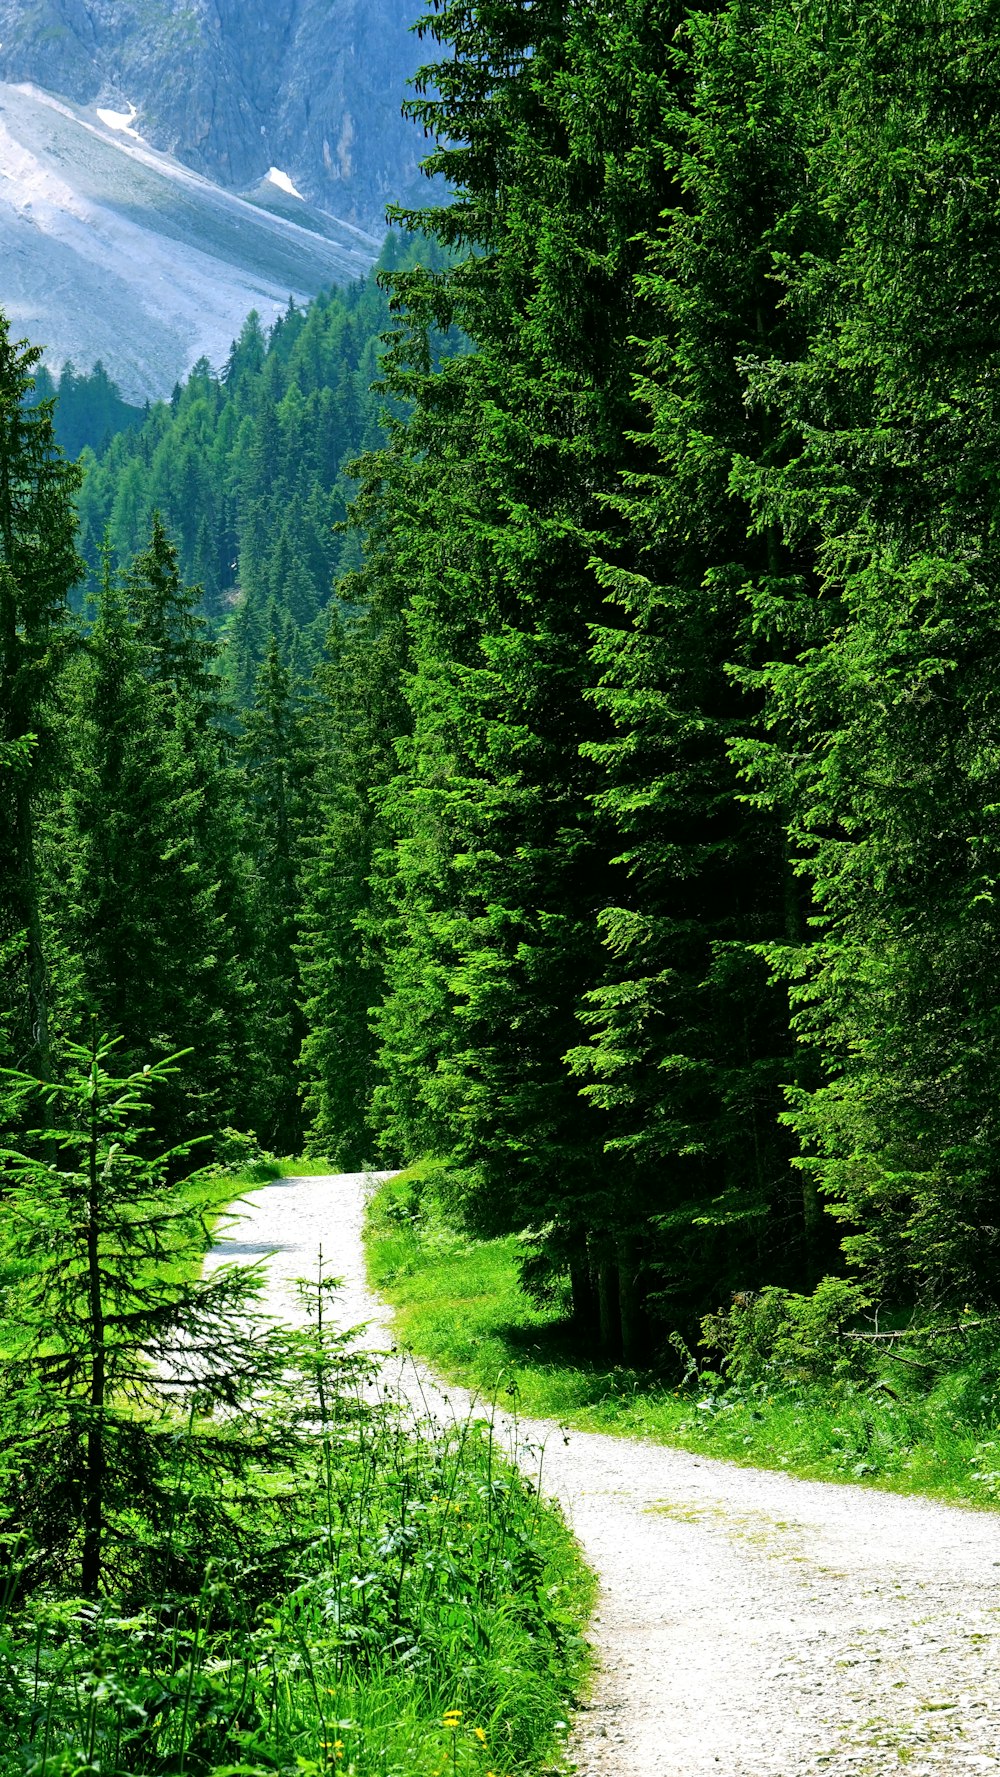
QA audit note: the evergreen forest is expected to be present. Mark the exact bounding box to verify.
[6,0,1000,1769]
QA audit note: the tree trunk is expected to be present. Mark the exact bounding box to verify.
[569,1232,599,1347]
[593,1236,622,1363]
[802,1172,824,1289]
[617,1233,645,1367]
[19,784,51,1079]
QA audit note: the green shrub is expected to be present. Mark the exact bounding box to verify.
[701,1276,876,1387]
[214,1125,280,1180]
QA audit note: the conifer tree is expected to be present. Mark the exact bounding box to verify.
[570,0,831,1316]
[0,1034,270,1596]
[241,638,310,1153]
[50,528,250,1147]
[736,0,1000,1306]
[298,564,409,1168]
[358,0,689,1354]
[0,314,82,1076]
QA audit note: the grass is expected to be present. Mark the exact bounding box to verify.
[364,1169,1000,1513]
[4,1378,594,1777]
[0,1156,596,1777]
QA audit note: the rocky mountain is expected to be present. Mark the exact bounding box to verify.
[0,0,433,400]
[0,0,429,231]
[0,81,380,402]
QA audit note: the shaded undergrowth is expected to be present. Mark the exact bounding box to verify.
[365,1169,1000,1512]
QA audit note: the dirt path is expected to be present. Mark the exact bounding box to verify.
[210,1171,1000,1777]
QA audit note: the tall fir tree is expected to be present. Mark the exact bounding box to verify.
[353,0,701,1354]
[735,0,1000,1307]
[47,525,250,1147]
[570,0,833,1325]
[0,314,82,1078]
[240,638,310,1153]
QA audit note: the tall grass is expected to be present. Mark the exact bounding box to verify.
[1,1253,593,1777]
[4,1412,589,1776]
[365,1170,1000,1511]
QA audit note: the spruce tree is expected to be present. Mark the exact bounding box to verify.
[735,0,1000,1306]
[240,638,310,1153]
[298,566,409,1168]
[570,0,831,1319]
[0,315,82,1077]
[50,527,250,1147]
[356,0,689,1354]
[0,1034,269,1596]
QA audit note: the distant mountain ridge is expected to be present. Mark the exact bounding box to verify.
[0,0,428,231]
[0,80,380,402]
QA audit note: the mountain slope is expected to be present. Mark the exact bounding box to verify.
[0,0,427,231]
[0,82,380,402]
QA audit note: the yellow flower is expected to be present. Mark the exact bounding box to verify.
[443,1710,462,1727]
[474,1728,487,1745]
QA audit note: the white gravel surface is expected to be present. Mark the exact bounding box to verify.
[209,1171,1000,1777]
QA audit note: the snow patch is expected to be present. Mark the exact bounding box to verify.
[96,102,141,141]
[266,166,304,200]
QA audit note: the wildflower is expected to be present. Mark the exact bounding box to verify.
[474,1728,487,1745]
[443,1710,462,1728]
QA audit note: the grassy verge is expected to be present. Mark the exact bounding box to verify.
[3,1157,595,1777]
[365,1169,1000,1512]
[6,1395,593,1777]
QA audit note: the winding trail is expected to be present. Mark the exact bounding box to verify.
[210,1172,1000,1777]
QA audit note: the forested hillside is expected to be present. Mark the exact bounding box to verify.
[6,0,1000,1363]
[306,0,1000,1367]
[8,0,1000,1767]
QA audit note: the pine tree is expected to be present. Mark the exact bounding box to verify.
[0,1033,270,1596]
[735,0,1000,1306]
[0,314,83,1077]
[49,528,250,1147]
[240,638,310,1153]
[298,566,409,1168]
[569,0,831,1322]
[356,0,691,1354]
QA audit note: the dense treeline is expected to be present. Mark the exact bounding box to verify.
[73,236,447,703]
[310,0,1000,1359]
[0,243,418,1154]
[31,359,145,460]
[7,0,1000,1375]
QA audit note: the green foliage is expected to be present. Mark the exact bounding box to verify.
[3,1404,590,1777]
[212,1126,280,1180]
[31,360,144,461]
[700,1277,875,1388]
[240,641,312,1153]
[73,242,434,700]
[343,0,710,1365]
[0,315,83,1077]
[0,1153,593,1776]
[43,521,252,1147]
[364,1175,1000,1509]
[731,0,1000,1305]
[0,1032,271,1597]
[570,0,830,1320]
[296,586,407,1171]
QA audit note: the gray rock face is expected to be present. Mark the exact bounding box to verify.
[0,0,430,231]
[0,82,380,401]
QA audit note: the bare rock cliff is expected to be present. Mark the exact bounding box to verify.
[0,0,428,230]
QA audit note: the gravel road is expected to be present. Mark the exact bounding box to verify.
[209,1171,1000,1777]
